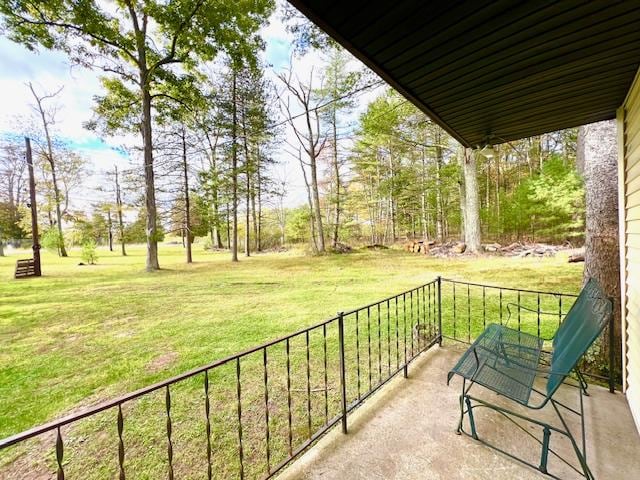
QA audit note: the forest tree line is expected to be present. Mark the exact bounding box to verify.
[0,1,586,264]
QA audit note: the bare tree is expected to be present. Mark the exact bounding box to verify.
[28,83,68,256]
[278,67,327,252]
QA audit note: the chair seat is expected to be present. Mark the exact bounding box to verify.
[448,324,544,405]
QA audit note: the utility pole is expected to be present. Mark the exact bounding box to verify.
[25,137,41,276]
[114,166,126,256]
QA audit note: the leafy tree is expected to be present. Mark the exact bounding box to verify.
[81,240,98,265]
[1,0,274,270]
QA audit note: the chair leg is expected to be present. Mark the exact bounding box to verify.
[575,369,589,397]
[465,396,478,440]
[539,426,551,474]
[456,379,465,434]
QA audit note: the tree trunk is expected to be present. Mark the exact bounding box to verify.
[241,102,251,258]
[231,72,239,262]
[141,85,160,271]
[114,166,126,256]
[463,148,481,253]
[309,151,325,252]
[332,118,341,248]
[578,120,621,382]
[182,127,192,264]
[436,138,444,242]
[255,161,262,251]
[107,209,113,251]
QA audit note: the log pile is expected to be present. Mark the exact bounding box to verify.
[404,240,435,254]
[497,242,561,258]
[403,239,576,259]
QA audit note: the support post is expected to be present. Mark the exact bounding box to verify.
[609,311,615,393]
[25,137,41,277]
[338,312,348,434]
[437,276,443,345]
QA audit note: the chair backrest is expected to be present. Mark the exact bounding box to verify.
[546,278,612,396]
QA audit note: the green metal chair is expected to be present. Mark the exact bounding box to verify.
[447,278,613,479]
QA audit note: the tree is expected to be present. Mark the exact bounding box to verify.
[578,120,621,382]
[1,0,274,270]
[114,166,127,256]
[0,137,27,254]
[279,66,327,252]
[316,47,361,248]
[463,148,481,252]
[27,83,69,256]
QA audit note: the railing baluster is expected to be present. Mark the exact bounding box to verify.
[437,277,442,344]
[204,372,212,480]
[517,291,522,334]
[338,312,348,434]
[467,284,471,342]
[305,331,312,439]
[395,297,400,370]
[410,290,415,357]
[263,348,271,474]
[166,385,174,480]
[482,286,486,330]
[377,303,382,385]
[403,293,408,377]
[428,283,432,337]
[117,403,125,480]
[537,293,541,338]
[323,324,328,425]
[286,338,293,457]
[387,300,391,376]
[235,358,244,480]
[559,295,563,328]
[367,307,372,391]
[453,282,457,339]
[56,426,64,480]
[355,311,361,400]
[420,286,424,346]
[499,289,503,324]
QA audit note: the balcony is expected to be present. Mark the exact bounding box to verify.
[1,279,638,479]
[279,344,640,479]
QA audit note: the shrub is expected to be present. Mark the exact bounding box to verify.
[81,240,98,265]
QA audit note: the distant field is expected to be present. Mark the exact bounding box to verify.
[0,243,582,478]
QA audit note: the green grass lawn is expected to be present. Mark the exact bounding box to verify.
[0,243,583,478]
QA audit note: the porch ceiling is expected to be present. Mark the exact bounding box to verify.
[287,0,640,147]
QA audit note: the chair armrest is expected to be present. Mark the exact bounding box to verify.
[505,303,565,340]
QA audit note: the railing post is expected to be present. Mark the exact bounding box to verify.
[437,277,443,346]
[609,310,615,393]
[338,312,348,434]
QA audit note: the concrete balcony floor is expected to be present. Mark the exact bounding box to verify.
[279,345,640,480]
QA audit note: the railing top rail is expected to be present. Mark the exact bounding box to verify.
[0,313,340,449]
[341,278,439,316]
[439,278,579,298]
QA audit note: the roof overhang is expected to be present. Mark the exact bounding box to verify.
[288,0,640,147]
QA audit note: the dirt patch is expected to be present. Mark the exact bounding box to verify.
[145,351,178,373]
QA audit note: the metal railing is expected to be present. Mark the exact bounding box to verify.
[0,277,615,479]
[0,279,441,480]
